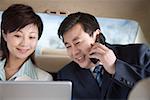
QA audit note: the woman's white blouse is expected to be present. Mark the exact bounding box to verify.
[0,59,53,81]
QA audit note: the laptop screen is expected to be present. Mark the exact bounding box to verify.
[0,81,72,100]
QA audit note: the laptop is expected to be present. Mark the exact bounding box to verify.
[0,81,72,100]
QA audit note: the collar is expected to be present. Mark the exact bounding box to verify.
[90,66,95,73]
[90,64,103,72]
[0,59,6,80]
[0,59,38,81]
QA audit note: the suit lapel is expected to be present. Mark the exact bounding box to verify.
[76,67,101,98]
[101,71,113,99]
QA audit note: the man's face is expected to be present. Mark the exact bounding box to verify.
[63,24,96,68]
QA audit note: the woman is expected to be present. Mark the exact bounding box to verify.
[0,4,52,81]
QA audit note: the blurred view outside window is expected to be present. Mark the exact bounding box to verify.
[0,12,138,55]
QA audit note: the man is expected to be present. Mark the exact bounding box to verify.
[57,12,150,100]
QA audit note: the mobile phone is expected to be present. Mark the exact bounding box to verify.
[90,58,99,64]
[96,33,105,45]
[90,34,105,64]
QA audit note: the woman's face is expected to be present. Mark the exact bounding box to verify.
[3,24,39,60]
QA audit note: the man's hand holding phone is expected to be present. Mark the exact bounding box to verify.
[89,43,116,75]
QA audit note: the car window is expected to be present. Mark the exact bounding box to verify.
[0,11,139,55]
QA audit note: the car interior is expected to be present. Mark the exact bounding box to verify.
[0,0,150,81]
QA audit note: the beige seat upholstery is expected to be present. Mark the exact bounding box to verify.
[35,55,71,73]
[35,48,71,73]
[128,78,150,100]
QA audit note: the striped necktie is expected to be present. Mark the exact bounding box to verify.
[93,64,103,87]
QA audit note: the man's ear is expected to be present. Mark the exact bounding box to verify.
[92,29,101,41]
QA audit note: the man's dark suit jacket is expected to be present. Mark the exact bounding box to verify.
[57,43,150,100]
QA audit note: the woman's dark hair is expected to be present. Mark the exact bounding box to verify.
[1,4,43,63]
[58,12,104,40]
